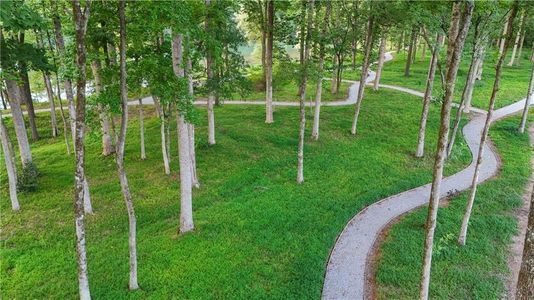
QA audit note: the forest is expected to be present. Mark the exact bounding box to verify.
[1,0,533,299]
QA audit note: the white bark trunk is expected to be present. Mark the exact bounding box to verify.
[373,34,387,91]
[43,73,58,137]
[5,80,32,167]
[139,98,146,160]
[463,43,486,112]
[91,60,115,156]
[508,13,523,66]
[416,34,444,158]
[475,47,486,81]
[154,97,170,175]
[0,112,20,211]
[515,31,525,65]
[188,124,199,188]
[458,0,518,247]
[519,61,534,133]
[331,55,338,94]
[420,2,473,298]
[118,1,139,288]
[172,33,195,233]
[351,16,374,135]
[206,0,216,145]
[265,0,274,124]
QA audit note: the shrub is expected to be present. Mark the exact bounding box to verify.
[17,162,39,192]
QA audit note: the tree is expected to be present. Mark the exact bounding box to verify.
[311,1,331,140]
[373,32,387,91]
[116,0,139,289]
[458,0,519,246]
[507,11,524,66]
[0,110,19,211]
[415,33,444,158]
[350,10,375,135]
[4,80,33,167]
[419,2,474,299]
[404,27,417,76]
[205,0,216,145]
[53,1,93,213]
[138,98,146,160]
[519,58,534,133]
[36,32,59,138]
[71,0,93,297]
[264,0,274,123]
[296,0,313,184]
[516,184,534,299]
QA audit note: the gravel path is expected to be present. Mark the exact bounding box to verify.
[321,88,533,300]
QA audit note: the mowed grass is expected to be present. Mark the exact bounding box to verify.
[1,87,473,299]
[376,115,533,300]
[379,49,532,110]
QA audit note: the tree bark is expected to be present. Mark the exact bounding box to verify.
[5,80,32,167]
[265,0,274,124]
[55,74,71,155]
[404,28,416,77]
[138,98,146,159]
[0,111,19,211]
[373,33,387,91]
[311,1,330,141]
[519,59,534,133]
[447,34,486,157]
[331,55,339,94]
[43,73,58,137]
[205,0,216,145]
[458,0,518,247]
[185,55,200,188]
[515,29,525,66]
[19,66,40,141]
[154,97,170,175]
[53,9,92,212]
[508,12,523,66]
[419,2,474,299]
[397,30,404,53]
[90,59,114,156]
[172,33,195,233]
[0,89,7,110]
[117,1,139,289]
[516,184,534,299]
[297,0,313,184]
[416,34,444,158]
[350,15,374,135]
[72,1,93,298]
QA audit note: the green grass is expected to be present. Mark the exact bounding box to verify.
[0,87,473,299]
[378,49,532,110]
[376,115,533,299]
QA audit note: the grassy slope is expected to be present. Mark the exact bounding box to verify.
[0,87,472,299]
[379,49,531,110]
[376,115,533,299]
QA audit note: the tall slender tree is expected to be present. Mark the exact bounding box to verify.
[519,60,534,133]
[265,0,274,123]
[71,0,93,298]
[419,2,474,299]
[458,0,518,246]
[205,0,216,145]
[0,110,19,211]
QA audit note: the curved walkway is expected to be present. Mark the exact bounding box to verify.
[322,87,532,299]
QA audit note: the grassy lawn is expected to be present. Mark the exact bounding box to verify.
[378,49,532,110]
[376,115,533,299]
[207,79,352,103]
[0,87,473,298]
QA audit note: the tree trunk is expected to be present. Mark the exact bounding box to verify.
[404,28,416,76]
[519,59,534,133]
[420,38,427,61]
[447,36,486,157]
[91,59,114,156]
[311,2,330,141]
[19,66,40,140]
[499,19,508,56]
[373,33,387,91]
[419,2,474,299]
[55,75,71,155]
[0,89,7,110]
[5,80,32,167]
[350,15,374,135]
[117,1,139,288]
[139,98,146,160]
[71,1,92,298]
[463,43,486,112]
[475,46,486,80]
[397,30,404,53]
[297,0,313,184]
[508,12,523,66]
[0,111,19,211]
[154,97,170,175]
[171,33,195,233]
[185,56,200,188]
[457,0,518,247]
[515,30,525,66]
[43,73,58,137]
[416,34,444,158]
[53,11,92,212]
[205,0,216,145]
[331,55,338,94]
[516,184,534,299]
[265,0,274,124]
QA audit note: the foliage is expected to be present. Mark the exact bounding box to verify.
[16,161,39,193]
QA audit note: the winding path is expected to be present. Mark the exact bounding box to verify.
[322,83,533,299]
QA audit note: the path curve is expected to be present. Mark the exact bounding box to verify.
[321,86,532,299]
